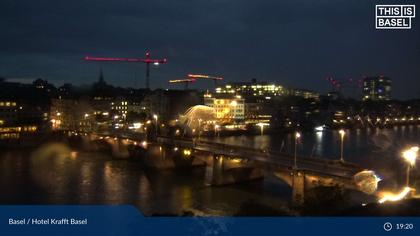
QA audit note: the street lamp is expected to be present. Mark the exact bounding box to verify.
[402,146,418,187]
[294,132,301,169]
[339,129,345,162]
[153,114,158,136]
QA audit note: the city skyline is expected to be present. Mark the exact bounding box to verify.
[2,1,420,219]
[0,0,419,99]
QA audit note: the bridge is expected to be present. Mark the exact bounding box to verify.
[155,136,364,204]
[72,132,366,204]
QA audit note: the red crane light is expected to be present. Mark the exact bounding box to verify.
[84,52,167,89]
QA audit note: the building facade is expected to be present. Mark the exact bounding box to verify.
[362,76,392,101]
[215,79,286,97]
[204,93,245,124]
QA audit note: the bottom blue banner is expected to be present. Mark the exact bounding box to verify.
[0,206,418,236]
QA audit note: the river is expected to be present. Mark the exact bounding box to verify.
[0,125,419,216]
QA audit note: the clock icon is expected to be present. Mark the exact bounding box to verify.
[384,222,393,231]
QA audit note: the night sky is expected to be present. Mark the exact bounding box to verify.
[0,0,419,99]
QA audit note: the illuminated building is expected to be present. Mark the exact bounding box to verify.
[244,97,273,124]
[111,98,128,116]
[0,80,50,138]
[204,93,245,123]
[50,98,93,131]
[215,79,286,97]
[0,125,38,140]
[213,79,319,127]
[363,76,392,101]
[32,78,56,93]
[289,89,320,100]
[0,101,18,125]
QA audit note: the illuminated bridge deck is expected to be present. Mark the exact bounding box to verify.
[156,136,363,180]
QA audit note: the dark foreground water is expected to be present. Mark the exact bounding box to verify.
[0,125,419,216]
[0,146,291,216]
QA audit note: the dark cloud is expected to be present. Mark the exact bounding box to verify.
[0,0,419,98]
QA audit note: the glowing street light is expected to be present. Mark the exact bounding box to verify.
[402,146,418,186]
[153,114,158,136]
[339,129,345,162]
[294,132,301,169]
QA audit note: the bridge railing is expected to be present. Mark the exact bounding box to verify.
[156,136,361,171]
[195,139,360,170]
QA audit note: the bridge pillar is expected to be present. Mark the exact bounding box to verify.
[292,170,305,205]
[205,154,223,186]
[205,154,264,186]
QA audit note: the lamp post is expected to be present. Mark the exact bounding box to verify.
[294,132,301,169]
[339,129,345,162]
[402,146,418,187]
[153,114,158,136]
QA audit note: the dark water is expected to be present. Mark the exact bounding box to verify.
[0,144,290,216]
[0,125,419,215]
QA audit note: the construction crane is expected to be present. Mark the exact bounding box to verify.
[325,76,362,96]
[325,77,341,91]
[84,52,167,89]
[187,74,223,86]
[169,79,196,90]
